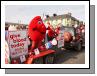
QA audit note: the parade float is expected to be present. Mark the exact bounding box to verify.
[5,16,85,64]
[6,16,56,64]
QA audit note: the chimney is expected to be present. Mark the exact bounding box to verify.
[53,13,57,17]
[45,15,49,18]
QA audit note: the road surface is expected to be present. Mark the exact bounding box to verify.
[54,47,85,64]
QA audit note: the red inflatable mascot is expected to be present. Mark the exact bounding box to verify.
[28,16,46,51]
[26,16,55,64]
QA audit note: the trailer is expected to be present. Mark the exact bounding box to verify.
[6,30,56,64]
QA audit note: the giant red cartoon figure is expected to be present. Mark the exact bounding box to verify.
[26,16,56,64]
[28,16,46,51]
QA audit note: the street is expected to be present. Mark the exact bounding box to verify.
[54,47,85,64]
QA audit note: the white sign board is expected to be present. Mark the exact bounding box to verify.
[8,30,28,58]
[58,30,64,48]
[20,55,26,63]
[34,48,40,55]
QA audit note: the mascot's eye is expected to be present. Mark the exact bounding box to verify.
[38,21,42,24]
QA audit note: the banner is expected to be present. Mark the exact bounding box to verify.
[8,30,28,58]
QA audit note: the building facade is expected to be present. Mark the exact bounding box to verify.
[5,22,28,30]
[44,13,81,28]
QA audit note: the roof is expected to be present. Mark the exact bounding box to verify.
[44,14,79,21]
[5,22,28,26]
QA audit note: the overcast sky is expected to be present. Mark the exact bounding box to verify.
[5,5,85,24]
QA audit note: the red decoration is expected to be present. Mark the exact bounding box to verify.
[11,59,19,64]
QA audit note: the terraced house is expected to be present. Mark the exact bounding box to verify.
[44,13,83,28]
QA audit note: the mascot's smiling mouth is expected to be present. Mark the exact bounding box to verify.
[41,32,45,34]
[32,28,45,34]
